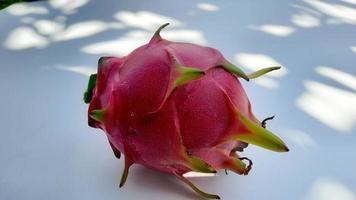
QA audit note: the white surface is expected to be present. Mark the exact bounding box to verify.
[0,0,355,200]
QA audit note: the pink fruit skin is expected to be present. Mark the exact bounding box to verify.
[85,23,288,199]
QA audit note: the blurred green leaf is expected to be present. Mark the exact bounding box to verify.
[0,0,46,10]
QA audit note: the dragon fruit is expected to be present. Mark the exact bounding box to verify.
[84,23,289,199]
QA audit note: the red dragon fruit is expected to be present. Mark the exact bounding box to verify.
[84,23,289,199]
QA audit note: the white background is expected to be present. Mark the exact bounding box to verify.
[0,0,355,200]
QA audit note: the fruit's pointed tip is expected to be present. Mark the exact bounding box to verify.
[161,22,170,28]
[98,57,110,67]
[283,145,290,152]
[274,143,289,152]
[203,193,220,199]
[119,174,127,188]
[156,23,170,32]
[247,66,282,79]
[149,23,170,44]
[232,111,289,152]
[157,23,170,35]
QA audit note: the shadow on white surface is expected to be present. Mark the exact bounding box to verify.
[49,0,89,15]
[316,66,356,91]
[303,0,356,24]
[280,129,317,151]
[4,26,49,49]
[305,178,356,200]
[114,10,181,30]
[196,3,220,12]
[296,80,356,132]
[51,20,124,42]
[248,24,295,37]
[53,65,96,76]
[6,3,48,15]
[128,166,217,200]
[291,12,321,28]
